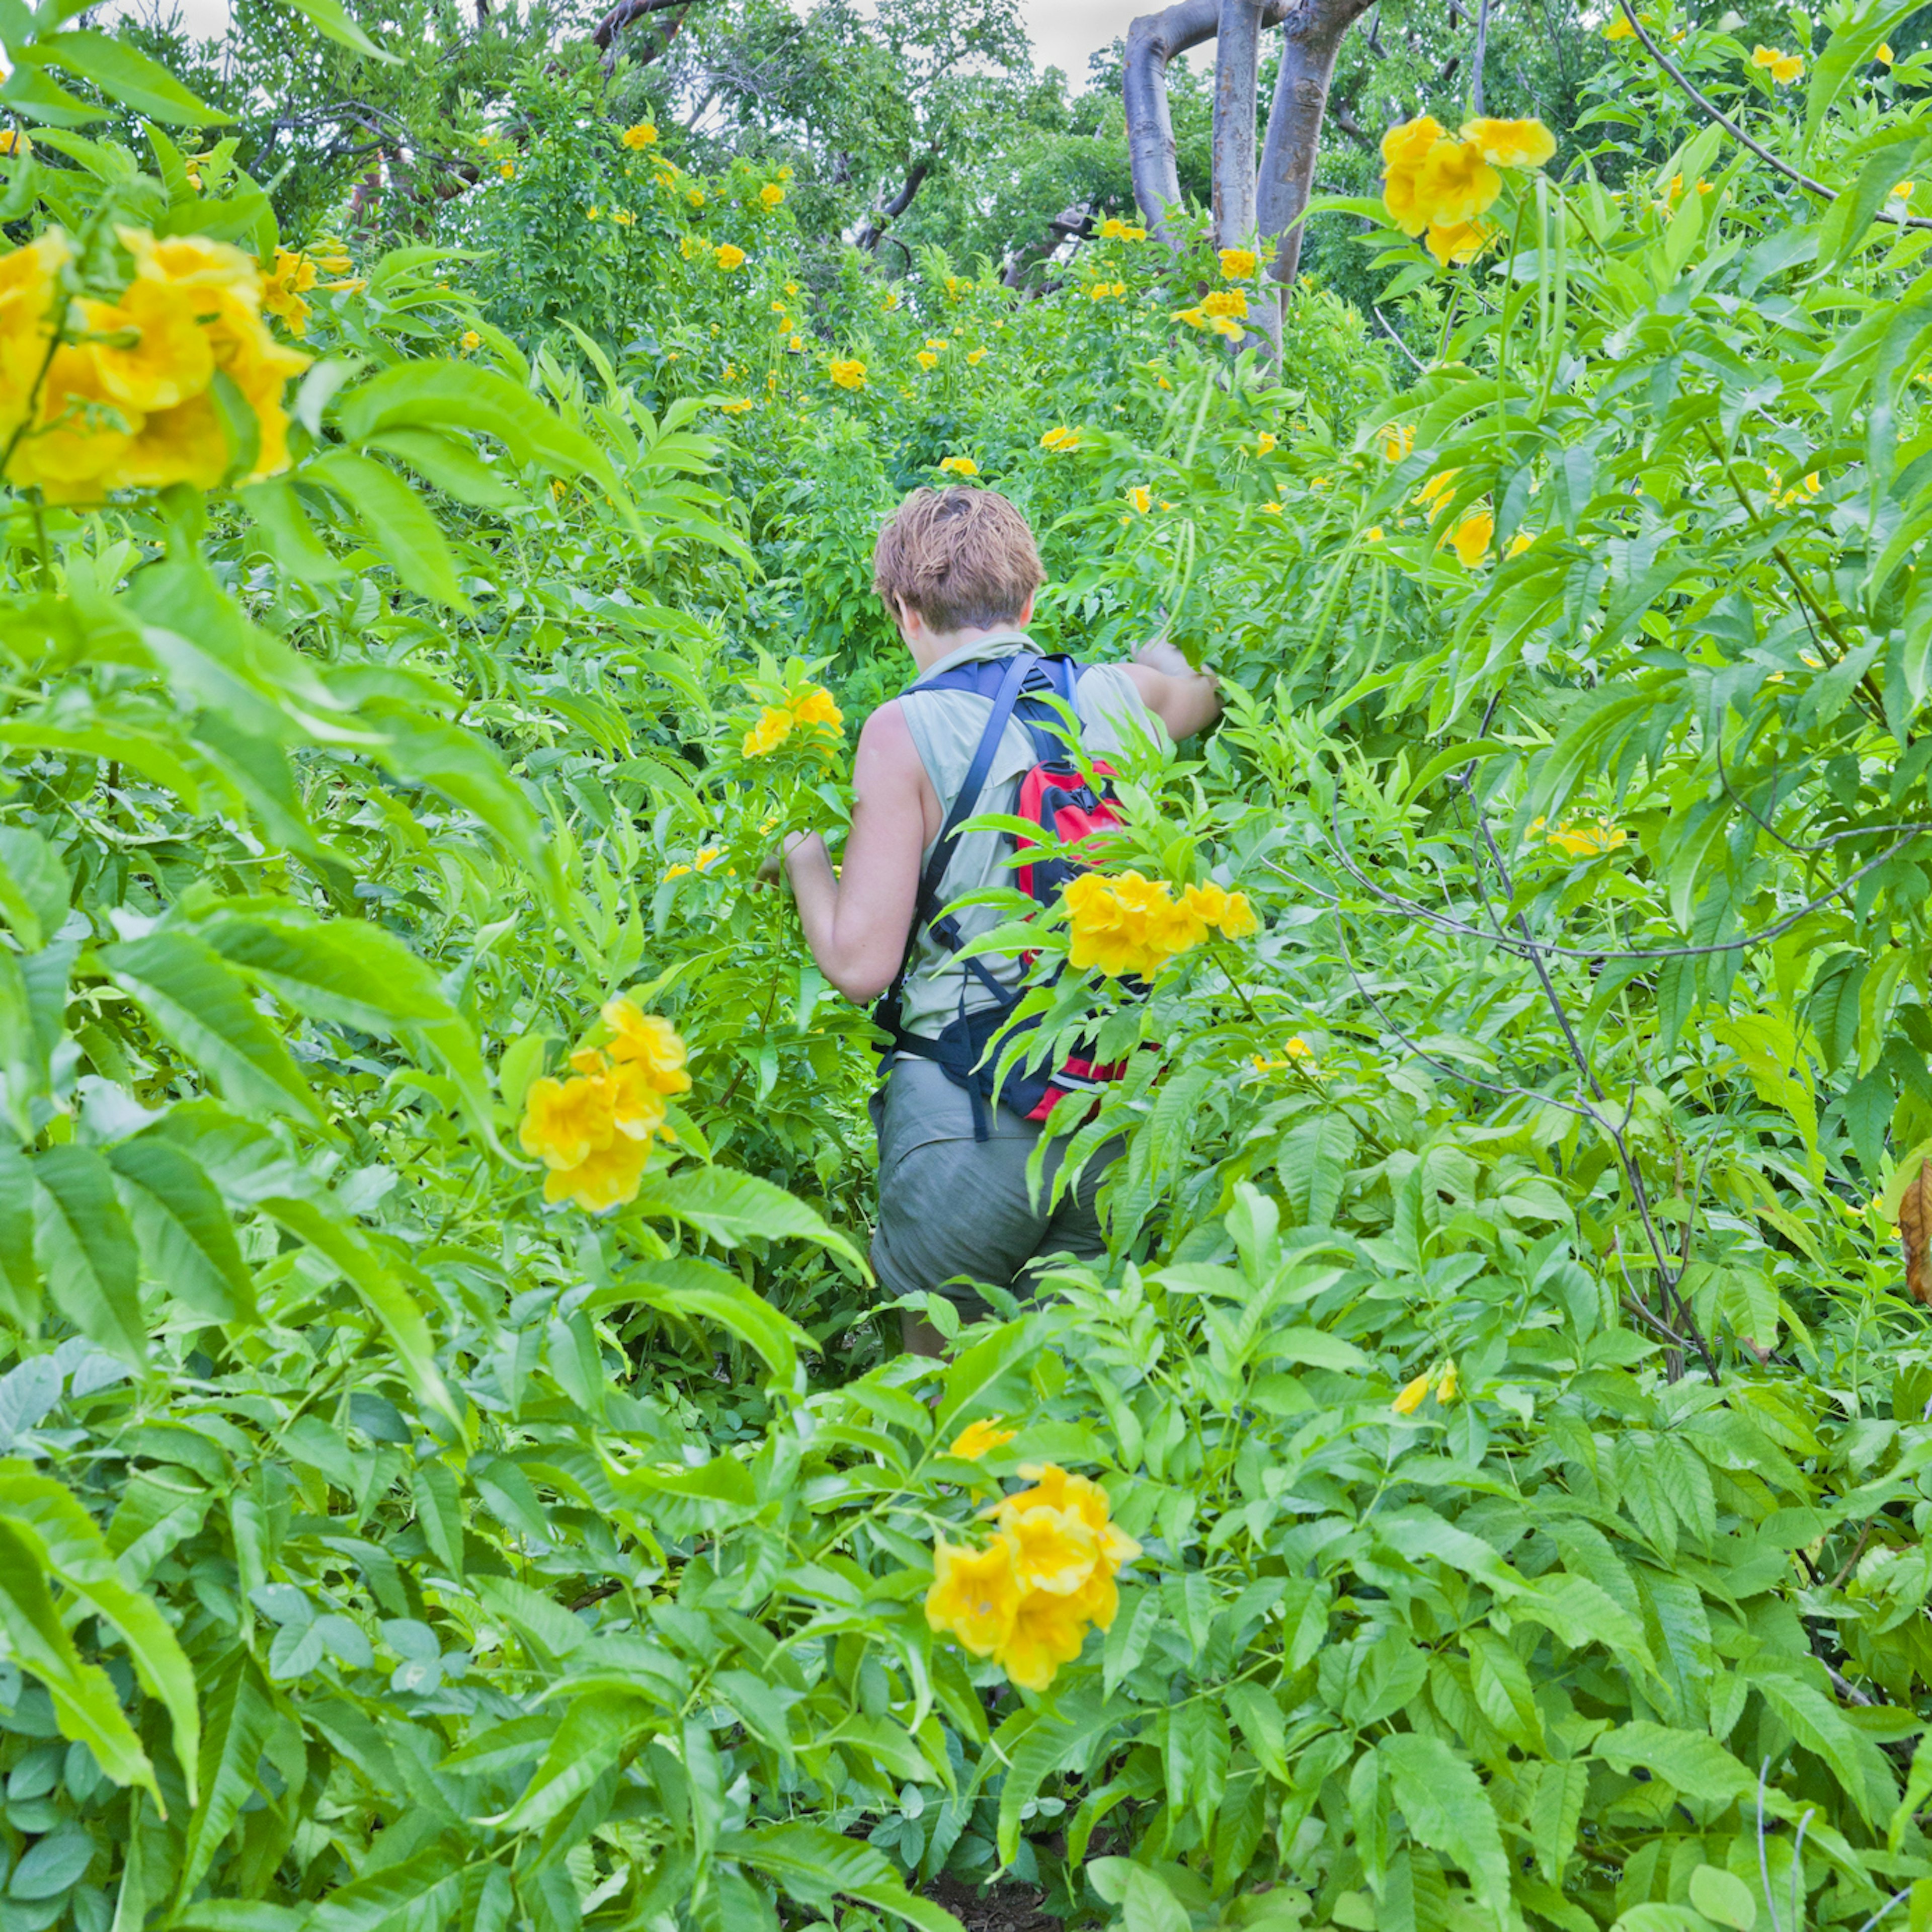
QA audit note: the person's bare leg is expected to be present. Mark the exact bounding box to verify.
[901,1308,948,1358]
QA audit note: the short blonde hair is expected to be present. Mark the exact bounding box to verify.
[872,486,1044,633]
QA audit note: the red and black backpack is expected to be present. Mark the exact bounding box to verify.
[873,650,1130,1141]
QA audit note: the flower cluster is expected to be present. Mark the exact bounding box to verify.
[1381,115,1555,265]
[1065,871,1258,979]
[925,1463,1140,1692]
[1393,1360,1459,1414]
[1039,423,1081,452]
[620,121,658,148]
[743,684,843,757]
[261,237,356,337]
[1217,247,1257,279]
[1097,217,1146,242]
[938,454,978,476]
[1,227,309,504]
[516,999,691,1213]
[828,357,866,390]
[1751,44,1804,83]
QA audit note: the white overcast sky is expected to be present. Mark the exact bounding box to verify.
[146,0,1148,89]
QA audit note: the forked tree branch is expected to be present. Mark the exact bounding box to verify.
[1125,0,1292,245]
[1214,0,1265,249]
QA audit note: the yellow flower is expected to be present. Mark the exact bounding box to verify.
[1426,218,1491,265]
[1436,1360,1460,1404]
[1173,304,1209,330]
[1039,424,1078,451]
[1004,1505,1100,1595]
[760,183,784,208]
[260,247,318,335]
[613,209,635,227]
[718,396,754,413]
[1879,42,1895,63]
[1895,181,1915,200]
[991,1590,1086,1691]
[926,1536,1021,1656]
[499,160,515,180]
[81,280,214,414]
[784,280,799,294]
[1127,485,1152,514]
[1460,117,1555,168]
[520,1073,613,1172]
[1380,422,1415,462]
[1217,246,1258,279]
[1202,288,1247,319]
[1414,467,1460,507]
[543,1135,649,1213]
[829,357,866,389]
[686,186,705,206]
[1752,44,1804,82]
[787,333,803,352]
[949,1417,1016,1460]
[788,685,843,731]
[1450,509,1494,566]
[1393,1373,1432,1415]
[997,1465,1140,1575]
[1259,501,1282,515]
[1366,525,1385,542]
[743,705,795,756]
[663,862,692,879]
[715,243,746,270]
[1603,12,1635,38]
[938,454,978,476]
[621,121,659,148]
[460,329,481,352]
[916,350,938,370]
[0,129,32,157]
[1256,431,1276,454]
[1538,819,1626,857]
[1380,114,1446,234]
[587,205,601,221]
[601,998,691,1097]
[967,347,988,365]
[1098,217,1145,240]
[1508,531,1533,557]
[1415,138,1502,228]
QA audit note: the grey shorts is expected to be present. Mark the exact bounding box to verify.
[869,1058,1114,1321]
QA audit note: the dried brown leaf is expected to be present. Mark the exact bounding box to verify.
[1900,1156,1932,1308]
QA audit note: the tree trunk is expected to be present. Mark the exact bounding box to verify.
[1255,0,1377,289]
[1125,0,1291,247]
[1213,0,1264,250]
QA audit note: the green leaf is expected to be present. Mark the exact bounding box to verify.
[1261,1327,1367,1371]
[275,0,398,61]
[303,450,468,608]
[1805,0,1923,152]
[310,1843,462,1932]
[1688,1865,1758,1931]
[0,1461,201,1802]
[334,359,610,477]
[719,1822,964,1932]
[490,1692,654,1830]
[0,1518,155,1802]
[258,1197,461,1434]
[176,1653,275,1900]
[29,30,226,124]
[629,1165,865,1269]
[1377,1732,1510,1912]
[0,1138,41,1328]
[608,1259,818,1394]
[361,428,524,509]
[198,908,501,1154]
[237,477,348,584]
[108,1139,257,1324]
[102,931,321,1123]
[1820,137,1926,265]
[33,1147,144,1363]
[0,826,69,951]
[934,1316,1038,1434]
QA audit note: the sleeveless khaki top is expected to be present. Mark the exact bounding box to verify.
[896,630,1150,1041]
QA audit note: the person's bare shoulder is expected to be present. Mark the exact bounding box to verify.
[854,698,939,831]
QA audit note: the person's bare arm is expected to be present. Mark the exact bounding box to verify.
[1122,639,1223,741]
[777,699,939,1003]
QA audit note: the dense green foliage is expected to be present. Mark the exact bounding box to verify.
[18,2,1932,1931]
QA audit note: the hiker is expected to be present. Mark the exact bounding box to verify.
[764,486,1223,1355]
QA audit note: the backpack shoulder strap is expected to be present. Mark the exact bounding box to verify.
[874,651,1039,1038]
